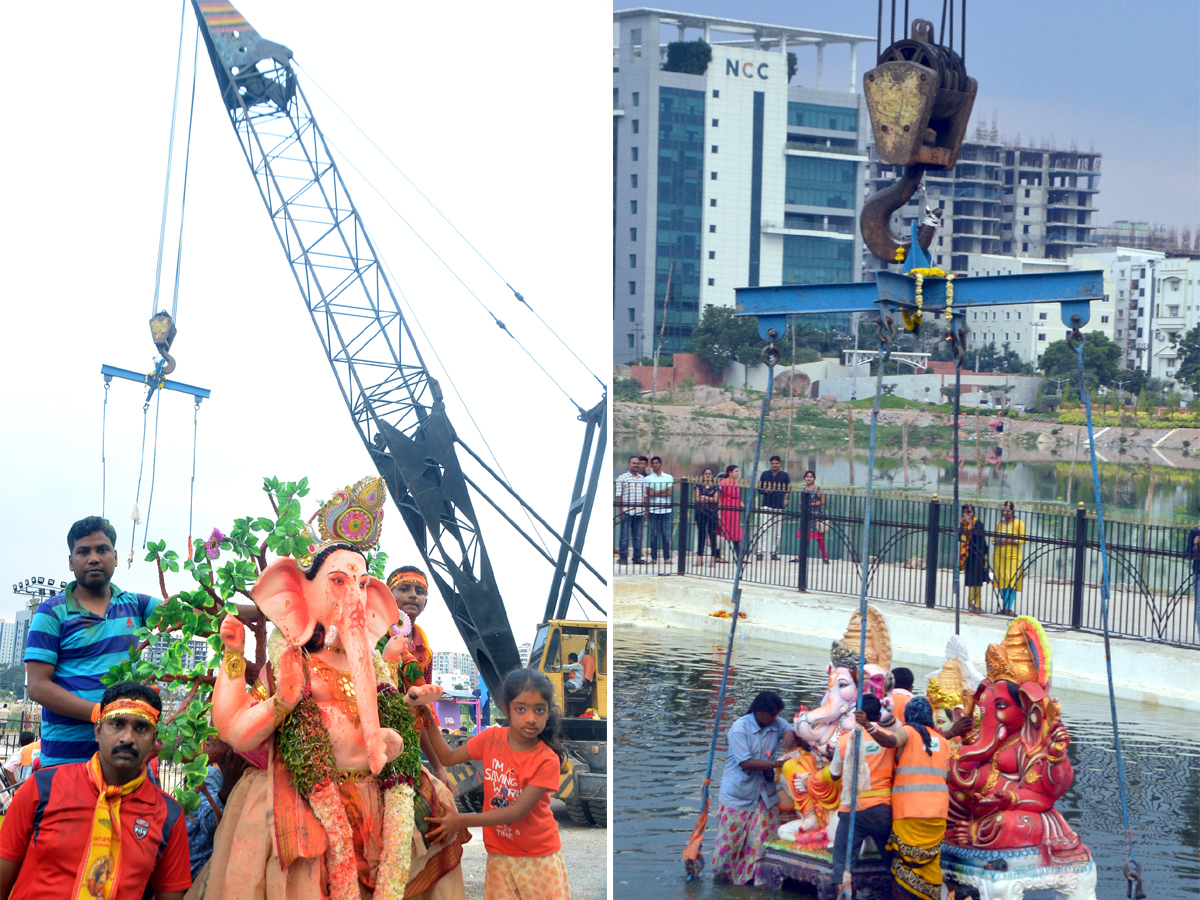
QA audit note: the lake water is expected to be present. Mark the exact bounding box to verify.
[615,436,1200,521]
[612,627,1200,900]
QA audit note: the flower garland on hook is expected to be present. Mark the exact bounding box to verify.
[902,266,953,335]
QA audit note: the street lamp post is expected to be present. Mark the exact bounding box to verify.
[11,576,63,733]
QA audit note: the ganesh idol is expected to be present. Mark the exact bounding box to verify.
[778,606,892,848]
[942,616,1096,900]
[191,476,468,900]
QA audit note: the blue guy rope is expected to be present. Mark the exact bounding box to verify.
[843,319,895,895]
[685,335,779,880]
[1072,332,1139,882]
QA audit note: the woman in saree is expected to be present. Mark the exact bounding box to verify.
[992,500,1026,615]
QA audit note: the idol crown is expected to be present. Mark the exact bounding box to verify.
[296,475,385,572]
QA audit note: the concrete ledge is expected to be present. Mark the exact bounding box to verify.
[616,575,1200,711]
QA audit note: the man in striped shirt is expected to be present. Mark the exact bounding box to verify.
[24,517,159,767]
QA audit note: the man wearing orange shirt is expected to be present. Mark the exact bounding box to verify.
[0,681,190,900]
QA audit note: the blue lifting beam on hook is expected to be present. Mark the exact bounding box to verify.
[735,223,1105,337]
[101,364,211,402]
[736,269,1104,340]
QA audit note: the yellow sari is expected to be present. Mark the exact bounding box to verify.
[991,518,1026,591]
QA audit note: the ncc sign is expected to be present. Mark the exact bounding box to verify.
[726,59,768,79]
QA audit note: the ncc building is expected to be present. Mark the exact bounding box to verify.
[613,9,873,365]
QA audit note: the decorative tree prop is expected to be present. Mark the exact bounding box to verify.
[101,476,388,812]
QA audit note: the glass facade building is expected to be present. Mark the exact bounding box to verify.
[782,235,853,284]
[785,156,858,209]
[654,87,705,353]
[787,101,858,132]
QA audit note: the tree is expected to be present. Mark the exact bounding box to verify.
[972,341,1033,375]
[1173,325,1200,393]
[1037,331,1121,392]
[663,40,712,75]
[787,52,797,81]
[689,305,764,385]
[0,665,23,697]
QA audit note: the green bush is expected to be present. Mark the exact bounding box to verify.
[614,376,643,402]
[663,39,713,75]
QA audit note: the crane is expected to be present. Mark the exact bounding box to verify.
[188,0,606,697]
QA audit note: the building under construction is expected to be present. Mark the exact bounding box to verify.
[866,121,1101,274]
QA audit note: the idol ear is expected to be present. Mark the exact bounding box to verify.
[363,575,399,646]
[251,558,314,646]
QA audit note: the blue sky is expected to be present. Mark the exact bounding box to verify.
[616,0,1200,230]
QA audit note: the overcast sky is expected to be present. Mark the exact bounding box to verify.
[0,3,612,663]
[617,0,1200,230]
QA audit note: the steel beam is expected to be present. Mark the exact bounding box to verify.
[736,269,1105,340]
[101,364,211,400]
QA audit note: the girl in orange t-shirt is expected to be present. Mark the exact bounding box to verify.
[425,668,571,899]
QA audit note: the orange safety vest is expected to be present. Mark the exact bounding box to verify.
[891,725,949,820]
[891,691,911,726]
[835,730,894,812]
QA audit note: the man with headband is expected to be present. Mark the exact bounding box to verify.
[0,681,191,900]
[386,565,456,789]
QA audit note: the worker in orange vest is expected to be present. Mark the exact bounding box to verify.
[889,668,914,727]
[856,697,949,900]
[826,694,894,900]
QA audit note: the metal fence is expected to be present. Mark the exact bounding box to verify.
[615,482,1200,648]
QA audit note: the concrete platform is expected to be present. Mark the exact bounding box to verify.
[616,575,1200,711]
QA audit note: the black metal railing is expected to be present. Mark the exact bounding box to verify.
[614,483,1200,648]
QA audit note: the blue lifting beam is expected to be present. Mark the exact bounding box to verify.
[735,224,1105,340]
[101,364,211,402]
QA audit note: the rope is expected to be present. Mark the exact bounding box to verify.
[141,390,164,549]
[168,26,200,323]
[844,314,895,879]
[101,381,110,518]
[151,0,190,317]
[684,336,779,879]
[187,399,200,562]
[1072,331,1139,879]
[293,60,604,391]
[130,400,151,565]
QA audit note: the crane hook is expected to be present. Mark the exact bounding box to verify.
[860,165,943,265]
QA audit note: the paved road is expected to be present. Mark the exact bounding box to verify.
[459,800,608,899]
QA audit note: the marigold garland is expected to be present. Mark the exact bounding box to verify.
[905,266,950,333]
[275,651,424,899]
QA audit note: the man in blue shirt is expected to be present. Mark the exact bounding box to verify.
[713,691,789,886]
[24,517,159,767]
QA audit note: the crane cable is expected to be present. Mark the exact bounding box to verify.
[368,221,559,567]
[1071,329,1140,893]
[293,60,605,394]
[149,0,190,320]
[683,335,780,879]
[321,131,586,416]
[140,14,200,550]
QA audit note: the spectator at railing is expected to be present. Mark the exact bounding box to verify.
[719,465,746,564]
[993,501,1026,615]
[645,456,675,565]
[794,470,829,565]
[756,456,790,561]
[695,467,722,566]
[616,456,647,565]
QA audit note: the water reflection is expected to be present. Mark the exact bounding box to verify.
[613,628,1200,900]
[614,436,1200,520]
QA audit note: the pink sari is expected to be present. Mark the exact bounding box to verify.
[718,478,743,542]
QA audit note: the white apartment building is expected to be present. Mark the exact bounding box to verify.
[1149,257,1200,388]
[962,249,1174,371]
[613,9,873,364]
[432,651,476,685]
